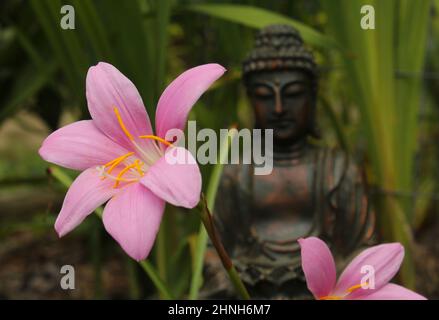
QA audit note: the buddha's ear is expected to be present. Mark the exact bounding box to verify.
[310,116,321,140]
[309,79,321,140]
[308,102,321,140]
[242,72,250,90]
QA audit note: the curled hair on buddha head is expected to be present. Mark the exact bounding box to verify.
[242,24,320,139]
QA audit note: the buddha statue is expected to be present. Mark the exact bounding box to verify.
[202,25,375,299]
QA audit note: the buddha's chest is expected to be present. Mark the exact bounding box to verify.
[250,162,316,241]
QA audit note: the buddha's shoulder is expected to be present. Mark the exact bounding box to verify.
[306,145,364,187]
[306,145,346,160]
[220,146,362,182]
[307,145,359,168]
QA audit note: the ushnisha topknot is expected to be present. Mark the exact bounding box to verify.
[242,24,317,80]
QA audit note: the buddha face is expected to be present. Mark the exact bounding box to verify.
[246,70,315,146]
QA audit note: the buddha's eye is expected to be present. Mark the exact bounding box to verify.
[253,85,274,99]
[283,83,306,97]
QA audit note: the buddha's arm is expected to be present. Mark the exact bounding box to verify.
[328,156,375,255]
[212,164,245,252]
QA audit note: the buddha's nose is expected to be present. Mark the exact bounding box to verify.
[274,91,285,116]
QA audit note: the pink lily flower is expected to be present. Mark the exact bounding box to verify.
[298,237,426,300]
[39,62,226,261]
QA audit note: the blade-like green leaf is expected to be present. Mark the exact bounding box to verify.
[323,0,431,288]
[186,3,337,49]
[0,62,56,123]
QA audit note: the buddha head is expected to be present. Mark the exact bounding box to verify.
[243,25,319,147]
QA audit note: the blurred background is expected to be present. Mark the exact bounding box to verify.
[1,0,439,299]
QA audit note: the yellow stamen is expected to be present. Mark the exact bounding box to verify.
[319,296,342,300]
[97,166,137,182]
[110,177,136,183]
[103,151,134,168]
[100,152,135,180]
[133,159,144,175]
[113,163,138,188]
[346,283,365,293]
[106,152,135,174]
[114,107,134,141]
[103,152,134,167]
[318,282,369,300]
[139,135,173,147]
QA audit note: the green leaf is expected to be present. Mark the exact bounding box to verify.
[186,3,337,49]
[30,0,84,102]
[71,0,114,61]
[323,0,431,288]
[0,62,56,123]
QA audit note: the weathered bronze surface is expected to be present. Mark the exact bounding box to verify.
[202,25,375,299]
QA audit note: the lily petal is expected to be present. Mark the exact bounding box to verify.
[155,63,226,140]
[86,62,155,153]
[357,283,426,300]
[140,147,201,209]
[335,243,404,299]
[55,168,118,237]
[39,120,129,171]
[102,183,165,261]
[298,237,337,299]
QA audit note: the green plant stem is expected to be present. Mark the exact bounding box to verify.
[139,261,173,299]
[196,194,250,300]
[90,217,103,299]
[156,215,169,298]
[189,126,238,299]
[189,221,208,299]
[126,258,141,299]
[48,166,174,299]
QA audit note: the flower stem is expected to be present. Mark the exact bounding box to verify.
[126,258,141,299]
[139,260,174,299]
[189,125,238,299]
[90,217,103,299]
[197,194,250,300]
